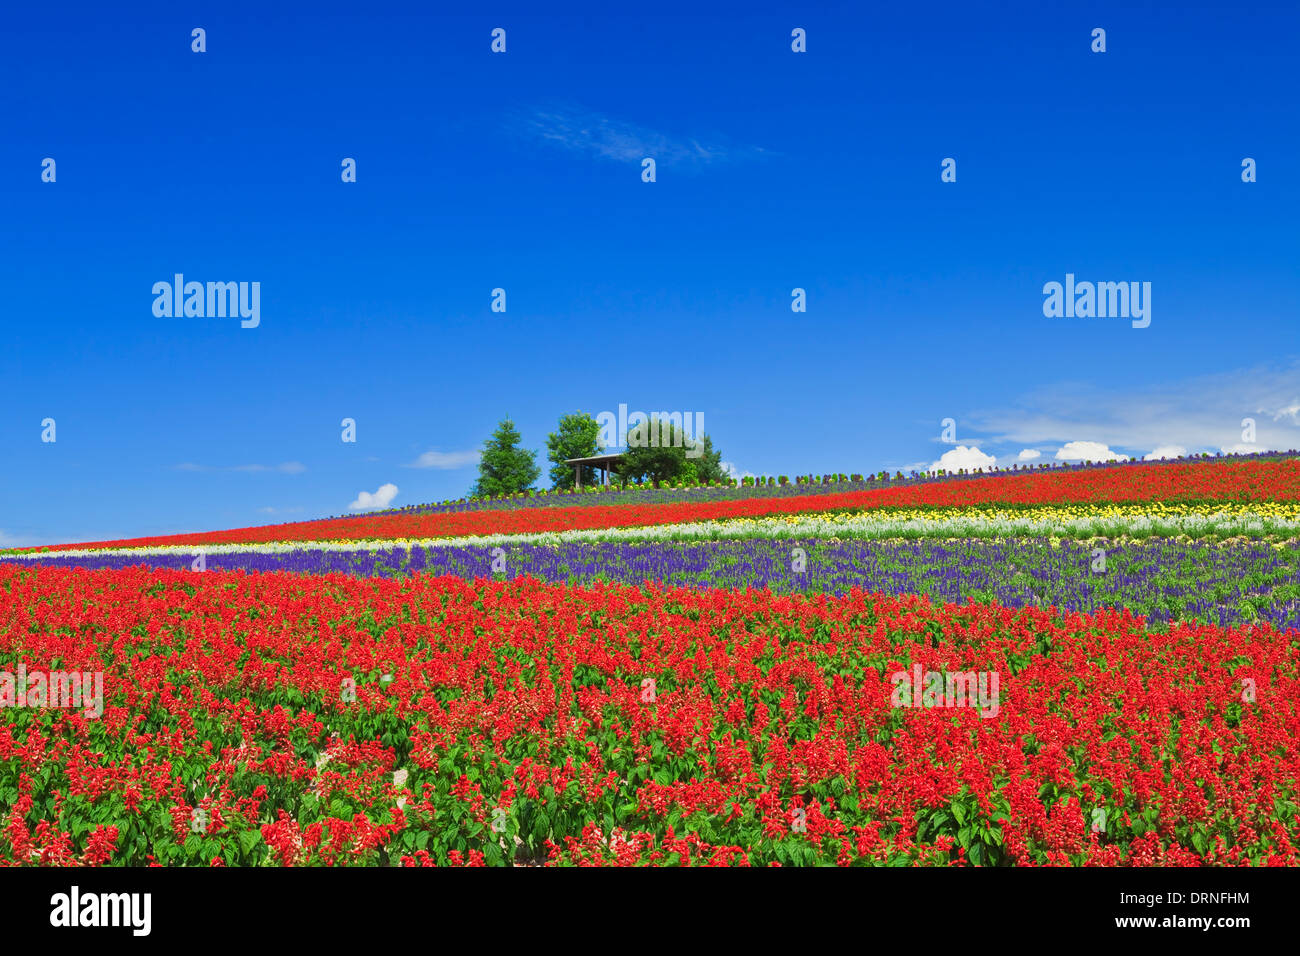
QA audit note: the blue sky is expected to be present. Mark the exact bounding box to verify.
[2,0,1297,545]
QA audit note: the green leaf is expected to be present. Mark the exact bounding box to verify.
[531,812,550,843]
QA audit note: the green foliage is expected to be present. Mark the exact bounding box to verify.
[617,417,725,488]
[470,418,540,497]
[545,411,602,490]
[690,433,727,484]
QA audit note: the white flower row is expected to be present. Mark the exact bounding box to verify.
[2,510,1296,562]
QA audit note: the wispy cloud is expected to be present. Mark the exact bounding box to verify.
[0,529,103,549]
[405,449,480,470]
[0,530,38,549]
[235,462,306,474]
[174,462,306,474]
[1271,400,1300,424]
[966,360,1300,458]
[516,104,767,171]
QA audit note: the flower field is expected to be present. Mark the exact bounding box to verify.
[2,455,1299,867]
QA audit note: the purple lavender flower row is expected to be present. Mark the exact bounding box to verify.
[10,537,1298,631]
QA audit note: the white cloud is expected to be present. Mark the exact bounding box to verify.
[928,445,997,474]
[518,104,767,171]
[406,450,481,470]
[721,461,754,481]
[1017,449,1041,461]
[1056,441,1129,462]
[349,483,399,511]
[1143,445,1187,461]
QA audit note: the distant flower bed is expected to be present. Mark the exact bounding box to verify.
[10,502,1300,565]
[13,456,1300,553]
[300,451,1298,522]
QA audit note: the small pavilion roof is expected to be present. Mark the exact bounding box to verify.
[563,453,624,466]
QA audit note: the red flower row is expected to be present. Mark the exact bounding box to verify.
[26,456,1300,552]
[0,564,1295,866]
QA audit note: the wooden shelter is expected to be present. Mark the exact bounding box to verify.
[564,453,624,488]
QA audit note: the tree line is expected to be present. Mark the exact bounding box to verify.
[471,412,726,496]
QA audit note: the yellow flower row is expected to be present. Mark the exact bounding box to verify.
[717,501,1300,529]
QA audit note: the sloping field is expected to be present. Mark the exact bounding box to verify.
[2,456,1298,866]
